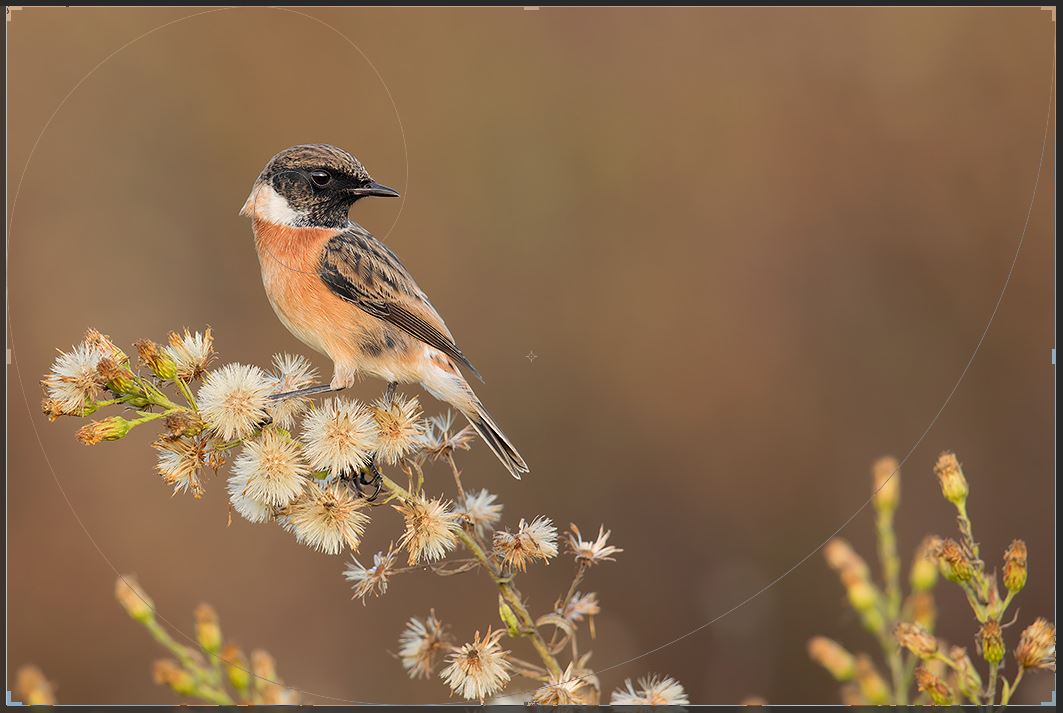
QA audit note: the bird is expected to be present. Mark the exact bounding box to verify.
[240,144,529,480]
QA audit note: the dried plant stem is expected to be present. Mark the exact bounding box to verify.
[444,452,466,502]
[380,474,563,679]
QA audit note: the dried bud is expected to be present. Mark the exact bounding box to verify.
[977,620,1005,664]
[164,410,207,438]
[872,456,900,513]
[907,591,936,632]
[221,643,251,691]
[933,452,968,507]
[76,416,133,445]
[135,338,177,380]
[841,569,878,613]
[153,659,195,696]
[914,666,953,705]
[824,538,870,579]
[854,655,889,705]
[1002,539,1028,594]
[807,637,855,681]
[15,666,56,706]
[910,536,942,592]
[115,576,154,622]
[250,649,277,688]
[937,539,974,584]
[96,357,139,396]
[894,622,938,659]
[194,603,222,654]
[41,398,67,422]
[84,328,127,362]
[1015,618,1056,671]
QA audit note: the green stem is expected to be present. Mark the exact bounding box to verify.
[141,618,233,704]
[985,662,999,705]
[380,475,563,679]
[173,376,198,410]
[874,506,905,704]
[1000,668,1024,705]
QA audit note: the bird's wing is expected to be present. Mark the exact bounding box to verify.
[318,226,482,380]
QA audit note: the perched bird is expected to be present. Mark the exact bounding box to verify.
[241,144,529,479]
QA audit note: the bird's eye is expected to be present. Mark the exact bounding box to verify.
[309,170,331,187]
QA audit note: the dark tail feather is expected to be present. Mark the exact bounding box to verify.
[463,404,529,480]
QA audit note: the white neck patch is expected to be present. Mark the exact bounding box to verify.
[240,183,303,225]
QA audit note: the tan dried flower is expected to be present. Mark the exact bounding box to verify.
[937,538,974,584]
[197,363,272,441]
[153,659,195,696]
[76,416,132,445]
[977,620,1005,664]
[494,516,558,572]
[907,591,936,632]
[230,428,308,508]
[854,655,889,705]
[948,646,982,700]
[135,338,177,380]
[15,665,56,706]
[282,483,370,554]
[220,643,250,691]
[96,356,138,396]
[459,489,503,536]
[398,611,449,679]
[265,353,318,429]
[194,603,222,653]
[395,496,461,565]
[914,666,953,705]
[871,455,900,512]
[1002,539,1028,594]
[567,524,622,565]
[824,538,870,579]
[371,392,424,464]
[300,398,378,475]
[609,674,689,705]
[440,628,512,702]
[934,451,968,506]
[910,535,942,592]
[166,328,215,382]
[344,545,398,603]
[531,662,596,705]
[419,411,475,460]
[894,622,938,659]
[563,591,601,624]
[1015,618,1056,671]
[84,328,127,362]
[115,575,154,622]
[155,435,208,498]
[807,636,855,681]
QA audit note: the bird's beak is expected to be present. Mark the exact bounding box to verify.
[350,180,400,198]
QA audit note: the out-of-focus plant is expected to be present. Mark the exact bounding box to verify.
[809,453,1054,705]
[114,575,297,704]
[14,665,56,705]
[43,328,692,704]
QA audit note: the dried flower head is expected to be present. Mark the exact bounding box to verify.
[282,483,370,554]
[977,620,1005,664]
[96,356,139,395]
[459,489,503,536]
[265,353,318,429]
[155,435,208,498]
[135,338,177,380]
[563,591,601,624]
[398,611,449,679]
[440,628,512,702]
[1002,539,1028,594]
[42,342,105,415]
[934,451,968,506]
[84,328,127,362]
[115,575,154,622]
[1015,618,1056,671]
[910,535,942,593]
[371,392,424,464]
[854,655,889,705]
[494,516,559,572]
[609,674,689,705]
[164,410,206,438]
[894,622,938,660]
[395,496,461,565]
[531,663,596,705]
[230,428,308,508]
[936,538,974,584]
[76,415,133,445]
[949,646,982,699]
[301,398,378,475]
[824,538,870,579]
[220,643,250,691]
[907,591,936,632]
[344,545,398,603]
[15,665,56,706]
[419,411,475,460]
[194,603,222,653]
[568,524,622,566]
[914,666,953,705]
[153,659,195,696]
[166,328,214,382]
[871,455,900,512]
[197,363,272,441]
[807,636,856,681]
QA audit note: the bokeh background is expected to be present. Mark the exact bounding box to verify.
[6,6,1055,705]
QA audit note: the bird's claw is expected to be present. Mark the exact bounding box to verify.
[353,456,383,501]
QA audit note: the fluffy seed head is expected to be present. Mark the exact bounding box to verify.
[531,663,596,705]
[1015,618,1055,671]
[459,489,503,536]
[166,328,214,382]
[563,591,601,624]
[419,411,475,460]
[155,436,208,498]
[494,516,559,572]
[609,675,689,705]
[567,524,622,566]
[398,611,448,679]
[230,428,308,507]
[197,363,272,441]
[265,353,318,429]
[282,483,370,554]
[370,393,424,464]
[344,546,398,603]
[300,398,378,475]
[395,497,461,565]
[440,628,512,703]
[42,342,105,414]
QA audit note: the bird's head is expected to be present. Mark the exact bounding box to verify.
[240,144,399,228]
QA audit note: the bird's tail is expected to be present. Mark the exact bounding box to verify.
[461,401,529,480]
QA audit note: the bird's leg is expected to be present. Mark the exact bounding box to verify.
[382,380,398,404]
[268,383,342,401]
[354,456,383,501]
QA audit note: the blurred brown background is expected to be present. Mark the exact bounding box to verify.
[6,6,1055,705]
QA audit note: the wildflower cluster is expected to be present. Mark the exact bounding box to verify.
[809,453,1054,705]
[115,576,297,705]
[44,327,689,704]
